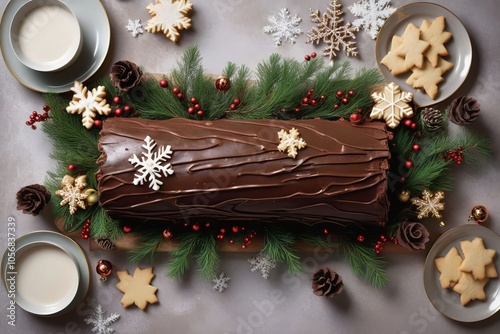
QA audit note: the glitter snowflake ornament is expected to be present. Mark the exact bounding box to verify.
[66,81,111,129]
[212,272,231,292]
[55,175,89,215]
[249,253,276,279]
[129,136,174,191]
[84,304,120,334]
[349,0,396,39]
[306,0,358,60]
[277,127,306,159]
[263,8,303,46]
[126,19,144,37]
[370,82,413,128]
[411,189,445,219]
[146,0,193,43]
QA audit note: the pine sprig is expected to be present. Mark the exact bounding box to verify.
[165,233,200,278]
[262,227,302,274]
[128,232,163,264]
[195,232,219,280]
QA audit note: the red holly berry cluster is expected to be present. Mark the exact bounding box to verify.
[187,97,204,117]
[229,98,241,111]
[81,219,91,239]
[112,96,132,118]
[172,87,184,100]
[304,52,317,61]
[374,235,398,254]
[444,147,464,164]
[227,225,256,249]
[280,89,325,114]
[25,105,50,130]
[333,89,355,109]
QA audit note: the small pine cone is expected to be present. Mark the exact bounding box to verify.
[422,107,444,131]
[312,267,344,298]
[95,238,116,250]
[449,96,480,125]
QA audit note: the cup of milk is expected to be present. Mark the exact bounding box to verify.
[9,0,83,72]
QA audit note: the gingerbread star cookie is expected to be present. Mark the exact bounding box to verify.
[420,16,452,67]
[116,267,159,310]
[459,237,496,280]
[434,246,463,289]
[380,36,407,76]
[452,272,489,306]
[146,0,193,43]
[395,23,430,70]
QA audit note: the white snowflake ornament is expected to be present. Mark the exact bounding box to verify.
[249,253,276,279]
[126,19,144,37]
[212,272,231,292]
[84,304,120,334]
[263,8,303,46]
[277,127,306,159]
[66,81,111,129]
[370,82,413,128]
[129,136,174,191]
[349,0,396,39]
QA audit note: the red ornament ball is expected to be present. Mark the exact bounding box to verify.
[123,225,132,233]
[159,79,168,88]
[215,76,231,91]
[405,160,414,169]
[163,229,173,239]
[96,260,113,281]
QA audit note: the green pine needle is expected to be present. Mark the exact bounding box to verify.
[262,227,302,274]
[195,233,219,280]
[128,233,163,264]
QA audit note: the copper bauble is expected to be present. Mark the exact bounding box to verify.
[214,76,230,91]
[398,190,411,202]
[468,205,488,223]
[96,260,113,281]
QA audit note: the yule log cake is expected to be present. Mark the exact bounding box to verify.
[97,117,390,228]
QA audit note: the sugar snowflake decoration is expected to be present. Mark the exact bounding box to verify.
[145,0,193,43]
[55,175,88,215]
[249,253,276,279]
[349,0,396,39]
[126,19,144,37]
[370,82,413,128]
[263,8,302,46]
[66,81,111,129]
[306,0,358,60]
[212,272,231,292]
[277,128,306,159]
[129,136,174,191]
[411,189,445,219]
[84,304,120,334]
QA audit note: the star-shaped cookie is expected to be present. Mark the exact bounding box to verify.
[380,35,407,75]
[459,237,496,280]
[452,272,489,306]
[420,16,452,67]
[434,246,463,289]
[395,23,429,70]
[116,267,158,310]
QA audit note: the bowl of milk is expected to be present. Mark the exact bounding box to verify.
[9,0,83,72]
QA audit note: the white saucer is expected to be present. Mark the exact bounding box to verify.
[0,0,110,93]
[1,230,90,317]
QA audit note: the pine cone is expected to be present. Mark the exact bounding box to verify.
[16,184,51,216]
[110,60,143,92]
[95,238,116,250]
[449,96,480,125]
[312,267,344,297]
[422,107,444,131]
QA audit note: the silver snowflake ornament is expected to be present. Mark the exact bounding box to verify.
[349,0,396,39]
[84,304,120,334]
[126,19,144,37]
[212,272,231,292]
[263,8,302,46]
[129,136,174,191]
[249,253,276,279]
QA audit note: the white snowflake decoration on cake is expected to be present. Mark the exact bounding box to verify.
[128,136,174,191]
[277,127,307,159]
[263,8,303,46]
[84,304,120,334]
[66,81,111,129]
[249,253,276,279]
[349,0,396,39]
[212,272,231,292]
[126,19,144,37]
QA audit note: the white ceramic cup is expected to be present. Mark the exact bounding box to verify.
[9,0,83,72]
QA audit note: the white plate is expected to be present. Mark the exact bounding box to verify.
[423,224,500,322]
[0,0,110,93]
[1,230,90,316]
[375,2,472,107]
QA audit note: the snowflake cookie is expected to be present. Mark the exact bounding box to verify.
[277,128,306,159]
[116,267,158,310]
[66,81,111,129]
[306,0,358,60]
[146,0,193,43]
[55,175,89,215]
[263,8,302,46]
[370,82,413,128]
[349,0,396,39]
[129,135,174,191]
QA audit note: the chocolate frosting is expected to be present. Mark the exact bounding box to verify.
[97,118,390,228]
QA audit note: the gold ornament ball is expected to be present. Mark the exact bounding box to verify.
[398,190,411,202]
[468,205,488,223]
[85,188,99,206]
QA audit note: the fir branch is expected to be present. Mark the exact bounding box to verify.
[262,226,302,274]
[339,237,388,288]
[195,232,219,280]
[170,45,203,95]
[165,233,201,278]
[128,232,163,263]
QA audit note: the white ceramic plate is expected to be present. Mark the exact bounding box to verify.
[0,0,110,93]
[1,230,90,316]
[423,224,500,322]
[375,2,472,107]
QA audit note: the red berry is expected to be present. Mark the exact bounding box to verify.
[403,119,413,127]
[233,98,240,105]
[349,113,361,123]
[405,160,414,169]
[357,235,365,242]
[82,234,89,240]
[310,99,317,106]
[294,107,300,113]
[334,104,339,109]
[190,97,197,104]
[348,90,355,96]
[232,226,239,233]
[323,228,329,235]
[230,104,236,110]
[42,112,49,119]
[336,91,343,98]
[220,228,226,234]
[123,105,132,113]
[205,222,210,227]
[302,97,309,105]
[410,122,417,130]
[68,164,76,172]
[281,108,286,113]
[25,121,31,126]
[32,111,37,116]
[341,97,349,104]
[177,93,184,100]
[123,225,132,233]
[159,79,168,88]
[311,52,317,58]
[172,87,180,94]
[113,96,121,104]
[188,107,195,114]
[42,105,50,112]
[93,119,102,128]
[114,108,123,117]
[304,55,311,61]
[196,110,204,116]
[412,143,421,152]
[194,104,201,110]
[192,223,200,231]
[229,240,234,244]
[31,125,37,130]
[320,95,326,100]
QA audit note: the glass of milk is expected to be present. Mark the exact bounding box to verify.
[9,0,83,72]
